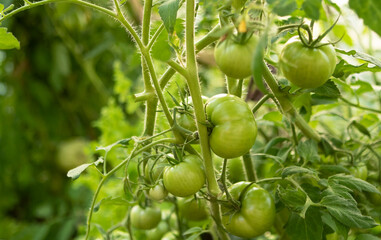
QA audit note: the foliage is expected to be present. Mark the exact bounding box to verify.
[1,0,381,240]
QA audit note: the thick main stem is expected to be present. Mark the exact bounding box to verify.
[185,1,229,239]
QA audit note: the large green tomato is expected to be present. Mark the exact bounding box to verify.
[179,197,209,221]
[206,94,257,159]
[279,37,336,88]
[130,205,161,230]
[214,36,258,79]
[221,182,275,238]
[163,155,205,197]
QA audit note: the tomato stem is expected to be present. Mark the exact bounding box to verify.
[242,153,257,181]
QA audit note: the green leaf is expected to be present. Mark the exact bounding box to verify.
[349,120,371,138]
[0,27,20,50]
[264,137,289,153]
[94,196,132,212]
[333,59,381,79]
[336,48,381,68]
[324,181,356,203]
[321,211,349,238]
[67,158,103,180]
[286,207,323,240]
[158,0,180,35]
[319,165,351,176]
[252,33,269,94]
[329,174,380,193]
[320,194,377,228]
[302,0,322,20]
[282,166,315,178]
[278,186,307,212]
[348,0,381,37]
[0,4,4,12]
[183,227,203,235]
[262,111,283,123]
[151,27,173,62]
[266,0,298,16]
[355,234,381,240]
[297,139,320,163]
[309,80,341,98]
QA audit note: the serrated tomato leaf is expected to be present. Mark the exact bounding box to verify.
[329,174,380,193]
[302,0,322,20]
[266,0,298,16]
[320,195,377,228]
[282,166,315,178]
[67,158,103,180]
[336,48,381,67]
[333,59,381,79]
[286,207,323,240]
[277,186,307,212]
[297,139,320,163]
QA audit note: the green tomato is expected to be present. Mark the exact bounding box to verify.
[349,163,368,181]
[214,36,258,79]
[146,221,169,240]
[176,112,197,132]
[149,184,168,201]
[130,205,161,230]
[179,197,209,221]
[162,231,178,240]
[279,37,336,88]
[163,155,205,197]
[206,94,257,159]
[56,138,90,171]
[221,181,275,238]
[369,186,381,206]
[144,157,168,184]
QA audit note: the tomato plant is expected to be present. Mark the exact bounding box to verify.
[130,205,162,230]
[2,0,381,240]
[163,155,205,197]
[214,36,258,79]
[279,37,336,89]
[221,182,275,238]
[206,94,257,159]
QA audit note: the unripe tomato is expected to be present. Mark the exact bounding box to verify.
[279,37,336,88]
[214,36,258,79]
[177,96,209,132]
[149,184,168,201]
[179,197,209,221]
[146,221,169,240]
[56,138,90,171]
[130,205,161,230]
[163,155,205,197]
[221,181,275,238]
[206,94,257,159]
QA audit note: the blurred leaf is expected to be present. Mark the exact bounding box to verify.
[336,48,381,67]
[266,0,297,16]
[355,234,381,240]
[349,120,371,138]
[252,33,269,94]
[262,111,283,123]
[309,80,341,98]
[0,27,20,50]
[319,165,350,176]
[67,158,103,180]
[264,137,289,153]
[320,194,377,228]
[297,139,320,163]
[158,0,180,35]
[286,207,323,240]
[0,4,3,12]
[94,196,133,212]
[348,0,381,37]
[282,166,315,178]
[302,0,322,20]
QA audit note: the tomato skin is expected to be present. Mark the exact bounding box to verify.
[221,181,275,238]
[130,205,161,230]
[149,184,168,201]
[206,94,257,159]
[163,155,205,197]
[146,221,169,240]
[214,36,258,79]
[279,37,336,88]
[176,112,197,132]
[179,197,209,221]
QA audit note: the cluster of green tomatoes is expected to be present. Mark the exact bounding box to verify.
[130,26,338,239]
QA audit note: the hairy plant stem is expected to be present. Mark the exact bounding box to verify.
[85,138,176,240]
[262,61,321,142]
[185,0,229,239]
